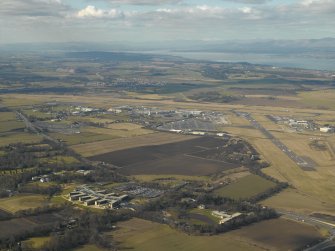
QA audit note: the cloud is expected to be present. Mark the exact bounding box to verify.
[90,0,182,5]
[76,5,124,18]
[1,0,334,43]
[0,0,70,17]
[221,0,271,4]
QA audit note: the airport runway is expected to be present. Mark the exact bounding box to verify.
[235,111,315,171]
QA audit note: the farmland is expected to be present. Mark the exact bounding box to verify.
[72,132,194,157]
[89,137,240,176]
[113,218,322,251]
[49,132,118,145]
[113,218,263,251]
[0,194,52,213]
[213,174,276,200]
[0,218,37,239]
[0,50,335,251]
[232,218,323,250]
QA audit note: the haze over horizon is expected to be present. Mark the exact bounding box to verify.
[1,0,335,44]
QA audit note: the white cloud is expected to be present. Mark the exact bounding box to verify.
[94,0,182,5]
[0,0,334,43]
[0,0,70,17]
[221,0,271,4]
[76,5,123,18]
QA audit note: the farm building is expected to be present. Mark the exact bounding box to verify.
[320,127,335,133]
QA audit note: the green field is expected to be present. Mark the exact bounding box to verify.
[49,132,118,145]
[72,245,109,251]
[0,120,24,133]
[39,155,79,165]
[213,174,276,200]
[0,132,42,146]
[113,218,263,251]
[0,194,52,213]
[23,236,51,249]
[188,208,220,224]
[0,112,17,122]
[23,109,53,119]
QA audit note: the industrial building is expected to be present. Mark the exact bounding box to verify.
[68,185,129,209]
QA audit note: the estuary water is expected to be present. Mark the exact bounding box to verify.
[165,51,335,71]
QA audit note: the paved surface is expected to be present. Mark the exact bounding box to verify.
[16,111,59,143]
[235,111,315,171]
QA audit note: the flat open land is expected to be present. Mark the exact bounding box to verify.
[72,132,195,157]
[213,174,276,200]
[49,132,119,145]
[89,137,239,176]
[262,188,335,215]
[83,127,153,138]
[0,112,17,122]
[0,132,42,146]
[0,213,63,239]
[232,218,323,250]
[72,245,109,251]
[0,218,37,238]
[113,218,263,251]
[113,218,321,251]
[0,120,24,133]
[23,236,51,249]
[0,194,52,213]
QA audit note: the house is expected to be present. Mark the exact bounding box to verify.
[211,211,242,224]
[320,127,334,133]
[198,204,206,210]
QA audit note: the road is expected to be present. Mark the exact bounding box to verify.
[278,210,335,251]
[16,111,121,169]
[235,111,315,171]
[16,111,59,143]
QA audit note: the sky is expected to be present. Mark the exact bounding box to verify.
[0,0,334,44]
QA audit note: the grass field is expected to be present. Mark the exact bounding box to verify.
[132,174,209,182]
[188,208,220,224]
[112,218,263,251]
[232,218,323,250]
[0,112,17,122]
[299,89,335,110]
[89,137,238,176]
[49,132,118,145]
[113,218,321,251]
[72,245,109,251]
[271,131,333,166]
[23,236,51,249]
[82,125,153,138]
[262,188,335,215]
[0,194,52,213]
[0,132,42,146]
[0,120,24,133]
[23,109,52,119]
[39,155,79,165]
[0,218,37,238]
[213,174,276,200]
[72,132,194,157]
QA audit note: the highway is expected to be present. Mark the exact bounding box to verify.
[16,111,59,143]
[235,111,315,171]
